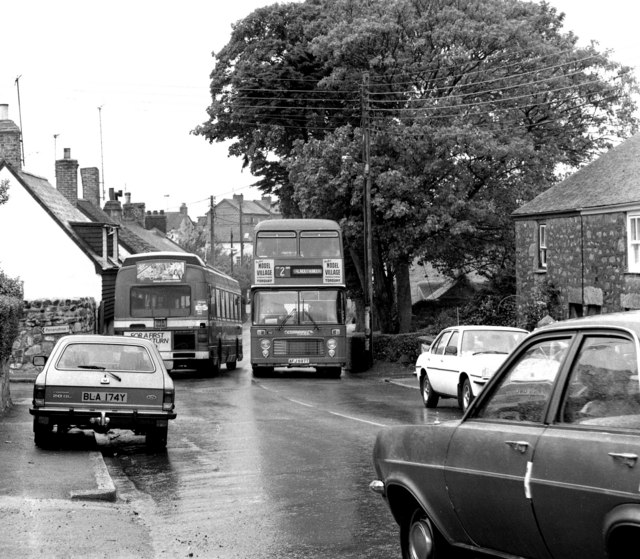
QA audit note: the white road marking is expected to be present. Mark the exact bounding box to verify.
[256,383,388,427]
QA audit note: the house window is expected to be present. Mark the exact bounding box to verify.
[538,223,547,269]
[628,214,640,273]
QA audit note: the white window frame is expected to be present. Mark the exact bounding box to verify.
[538,223,547,269]
[628,214,640,273]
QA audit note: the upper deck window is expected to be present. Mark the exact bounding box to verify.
[300,231,341,258]
[256,231,297,258]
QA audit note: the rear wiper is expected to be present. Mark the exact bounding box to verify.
[78,365,121,382]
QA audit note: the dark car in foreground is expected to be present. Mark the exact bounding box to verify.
[371,311,640,559]
[30,335,176,449]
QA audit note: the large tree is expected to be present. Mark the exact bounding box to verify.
[194,0,638,333]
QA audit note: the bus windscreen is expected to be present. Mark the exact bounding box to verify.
[254,290,343,325]
[130,285,191,317]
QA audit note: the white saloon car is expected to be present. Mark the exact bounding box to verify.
[416,325,528,411]
[30,335,176,449]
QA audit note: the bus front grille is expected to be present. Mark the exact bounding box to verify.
[273,339,325,357]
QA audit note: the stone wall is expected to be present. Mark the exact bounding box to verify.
[10,298,97,377]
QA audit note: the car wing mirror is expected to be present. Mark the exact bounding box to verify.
[32,355,47,367]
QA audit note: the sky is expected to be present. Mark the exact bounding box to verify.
[2,0,639,220]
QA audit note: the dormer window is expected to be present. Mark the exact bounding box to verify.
[538,223,547,270]
[627,214,640,273]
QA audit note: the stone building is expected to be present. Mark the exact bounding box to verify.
[513,133,640,322]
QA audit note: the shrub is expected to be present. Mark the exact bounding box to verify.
[0,296,22,363]
[0,270,23,363]
[373,329,436,366]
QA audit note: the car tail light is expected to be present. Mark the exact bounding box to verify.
[33,384,45,407]
[163,388,175,411]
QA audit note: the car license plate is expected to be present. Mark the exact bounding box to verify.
[288,358,310,364]
[82,392,128,403]
[124,330,171,351]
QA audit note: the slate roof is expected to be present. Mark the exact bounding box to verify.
[123,221,186,253]
[219,198,272,216]
[165,211,193,231]
[76,199,158,254]
[512,133,640,218]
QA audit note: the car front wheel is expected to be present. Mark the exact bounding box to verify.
[401,508,448,559]
[420,373,439,408]
[458,378,473,412]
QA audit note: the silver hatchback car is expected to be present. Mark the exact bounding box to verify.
[29,335,177,449]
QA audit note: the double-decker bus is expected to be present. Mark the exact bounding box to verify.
[114,252,243,374]
[251,219,347,378]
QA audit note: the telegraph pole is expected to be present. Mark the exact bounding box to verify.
[209,196,216,267]
[239,197,244,267]
[230,230,234,274]
[362,72,374,366]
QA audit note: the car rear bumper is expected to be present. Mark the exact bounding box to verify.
[29,407,177,427]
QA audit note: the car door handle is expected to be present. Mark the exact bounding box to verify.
[608,452,638,468]
[505,440,529,454]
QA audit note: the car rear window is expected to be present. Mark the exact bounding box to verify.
[56,343,155,372]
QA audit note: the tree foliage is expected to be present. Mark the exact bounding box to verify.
[194,0,638,333]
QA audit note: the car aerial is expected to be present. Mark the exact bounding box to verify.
[371,311,640,559]
[415,325,528,411]
[29,334,176,449]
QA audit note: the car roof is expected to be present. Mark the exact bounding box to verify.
[535,310,640,337]
[442,325,528,333]
[55,335,156,349]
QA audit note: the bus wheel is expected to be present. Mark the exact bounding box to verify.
[318,366,341,379]
[252,366,273,377]
[226,360,237,371]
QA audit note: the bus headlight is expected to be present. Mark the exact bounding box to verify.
[260,338,271,357]
[327,338,337,357]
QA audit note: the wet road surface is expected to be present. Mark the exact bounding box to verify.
[98,364,462,558]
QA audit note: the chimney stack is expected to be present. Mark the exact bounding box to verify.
[56,148,79,204]
[146,210,167,233]
[80,167,100,207]
[0,104,22,169]
[103,187,123,222]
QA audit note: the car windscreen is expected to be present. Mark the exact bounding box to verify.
[461,330,527,355]
[56,343,155,372]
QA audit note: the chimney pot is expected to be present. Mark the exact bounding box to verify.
[64,148,71,159]
[0,104,8,120]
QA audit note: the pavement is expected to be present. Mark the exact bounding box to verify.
[0,382,116,502]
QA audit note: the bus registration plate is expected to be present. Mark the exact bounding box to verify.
[124,331,172,351]
[288,358,310,364]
